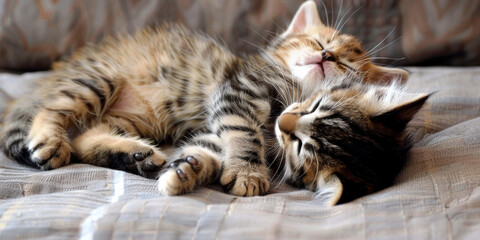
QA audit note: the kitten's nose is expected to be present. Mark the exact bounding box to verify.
[278,112,300,134]
[322,50,335,61]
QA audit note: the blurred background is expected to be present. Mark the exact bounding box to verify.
[0,0,479,71]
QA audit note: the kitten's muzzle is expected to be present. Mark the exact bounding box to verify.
[322,50,336,62]
[278,112,300,134]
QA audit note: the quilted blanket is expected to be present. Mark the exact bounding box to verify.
[0,67,479,239]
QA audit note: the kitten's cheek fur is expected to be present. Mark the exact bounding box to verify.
[315,173,343,207]
[274,120,285,148]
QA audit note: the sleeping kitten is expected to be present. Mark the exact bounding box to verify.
[0,1,409,198]
[268,1,409,94]
[275,79,430,206]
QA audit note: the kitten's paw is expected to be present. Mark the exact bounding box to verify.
[157,156,202,195]
[28,134,72,170]
[124,148,167,179]
[220,165,270,197]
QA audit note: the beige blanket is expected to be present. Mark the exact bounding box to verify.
[1,67,479,239]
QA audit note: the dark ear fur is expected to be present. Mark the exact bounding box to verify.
[371,94,431,133]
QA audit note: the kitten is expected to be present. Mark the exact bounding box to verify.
[275,79,430,206]
[0,1,409,198]
[268,1,409,95]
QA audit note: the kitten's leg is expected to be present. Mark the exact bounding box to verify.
[72,123,167,179]
[207,84,271,197]
[0,74,120,170]
[158,134,222,195]
[216,123,270,196]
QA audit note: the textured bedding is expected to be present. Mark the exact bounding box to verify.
[0,67,480,239]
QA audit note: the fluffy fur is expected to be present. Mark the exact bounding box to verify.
[275,78,430,206]
[0,1,414,200]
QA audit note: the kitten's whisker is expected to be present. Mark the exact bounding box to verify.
[333,0,344,31]
[317,0,330,28]
[365,26,397,56]
[335,4,364,37]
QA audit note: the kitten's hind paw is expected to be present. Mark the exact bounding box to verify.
[157,156,202,196]
[157,144,221,196]
[124,148,167,179]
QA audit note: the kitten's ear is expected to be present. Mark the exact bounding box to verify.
[371,94,431,133]
[315,173,343,207]
[282,1,323,38]
[368,64,410,85]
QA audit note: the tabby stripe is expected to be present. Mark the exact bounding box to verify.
[303,143,315,153]
[193,140,222,153]
[331,83,353,91]
[322,112,364,132]
[60,90,76,100]
[44,108,74,115]
[215,125,257,136]
[251,138,262,147]
[220,93,258,110]
[223,59,242,81]
[112,125,127,135]
[237,150,261,164]
[79,96,95,112]
[100,77,115,95]
[212,106,260,125]
[311,136,342,156]
[230,77,265,99]
[176,78,189,106]
[4,128,27,139]
[114,116,142,135]
[72,78,106,110]
[6,138,24,152]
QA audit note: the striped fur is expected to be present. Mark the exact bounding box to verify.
[0,1,411,197]
[275,79,430,205]
[0,24,302,197]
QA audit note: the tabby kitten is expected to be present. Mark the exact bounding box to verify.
[268,1,409,93]
[275,79,430,206]
[0,1,407,197]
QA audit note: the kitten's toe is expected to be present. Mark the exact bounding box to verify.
[28,135,72,170]
[157,155,203,195]
[126,148,166,179]
[220,165,270,197]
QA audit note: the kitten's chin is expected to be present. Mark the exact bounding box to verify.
[291,64,328,95]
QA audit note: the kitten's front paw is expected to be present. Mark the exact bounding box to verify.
[124,148,167,179]
[220,165,270,197]
[157,156,202,195]
[28,134,72,170]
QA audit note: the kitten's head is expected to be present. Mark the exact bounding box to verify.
[268,1,408,95]
[274,81,430,206]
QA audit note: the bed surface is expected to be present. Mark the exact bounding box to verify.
[1,67,480,239]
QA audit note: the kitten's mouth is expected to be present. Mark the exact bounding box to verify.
[296,60,326,78]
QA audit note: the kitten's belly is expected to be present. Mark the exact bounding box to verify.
[108,83,169,136]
